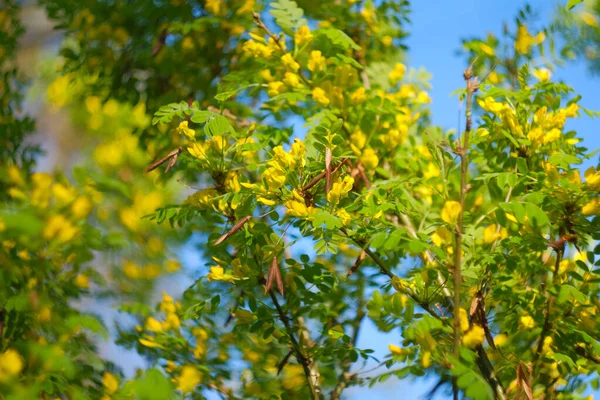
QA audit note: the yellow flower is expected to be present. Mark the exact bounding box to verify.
[281,53,300,72]
[480,43,495,56]
[52,183,77,205]
[350,129,367,151]
[582,198,600,216]
[462,325,485,348]
[519,315,535,330]
[139,337,162,348]
[176,121,195,139]
[494,333,508,347]
[312,87,330,106]
[389,63,406,84]
[458,308,469,333]
[431,226,452,247]
[207,266,224,281]
[0,349,23,381]
[71,196,93,219]
[336,208,352,225]
[290,138,305,167]
[584,166,600,191]
[483,225,508,244]
[308,50,326,72]
[283,72,301,88]
[176,366,202,393]
[267,81,285,97]
[388,344,406,356]
[75,274,89,289]
[264,167,286,190]
[257,196,277,206]
[360,148,379,169]
[382,35,393,47]
[295,25,313,46]
[533,68,551,82]
[260,69,274,82]
[423,163,440,179]
[515,24,534,54]
[582,12,599,27]
[351,87,367,104]
[327,176,354,205]
[441,201,461,225]
[205,0,224,15]
[102,372,119,394]
[145,317,163,333]
[166,312,181,330]
[421,351,431,368]
[285,199,315,218]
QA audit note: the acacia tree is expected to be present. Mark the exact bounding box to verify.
[1,1,599,399]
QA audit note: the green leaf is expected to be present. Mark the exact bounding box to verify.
[566,0,584,10]
[65,315,109,339]
[0,211,43,236]
[270,0,307,34]
[335,54,364,69]
[131,369,174,400]
[190,110,213,124]
[319,28,361,50]
[152,101,198,125]
[204,114,234,137]
[548,152,581,168]
[524,202,549,228]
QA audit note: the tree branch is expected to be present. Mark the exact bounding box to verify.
[269,290,321,399]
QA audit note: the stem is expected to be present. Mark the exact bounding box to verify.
[269,291,321,399]
[331,273,366,399]
[452,65,477,400]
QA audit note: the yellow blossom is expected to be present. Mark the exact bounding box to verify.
[267,81,285,97]
[423,163,440,179]
[389,63,406,84]
[285,199,315,218]
[494,333,508,347]
[519,315,535,329]
[441,201,461,225]
[515,24,535,54]
[582,12,599,27]
[458,308,469,333]
[176,121,195,139]
[308,50,326,72]
[145,317,163,333]
[165,312,181,330]
[71,196,93,219]
[283,72,301,88]
[388,344,406,356]
[312,87,330,106]
[382,35,392,47]
[533,68,551,82]
[351,87,367,104]
[257,196,277,206]
[360,148,379,169]
[264,167,286,190]
[582,198,600,216]
[584,166,600,191]
[295,25,313,46]
[0,349,23,380]
[176,366,202,393]
[480,43,495,56]
[281,53,300,72]
[483,225,508,244]
[205,0,224,15]
[421,351,431,368]
[336,209,352,225]
[350,129,367,151]
[327,176,354,205]
[431,227,452,247]
[462,325,485,348]
[207,266,225,281]
[260,69,274,82]
[139,337,161,348]
[102,372,119,394]
[75,274,89,288]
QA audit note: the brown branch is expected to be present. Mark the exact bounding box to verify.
[145,148,182,174]
[268,291,321,399]
[302,158,349,193]
[214,216,252,246]
[533,244,564,369]
[452,65,478,400]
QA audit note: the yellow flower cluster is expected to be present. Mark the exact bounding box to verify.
[242,39,275,58]
[312,87,330,106]
[308,50,326,72]
[515,24,545,54]
[176,366,202,393]
[441,200,461,225]
[389,63,406,84]
[327,176,354,205]
[584,166,600,192]
[483,225,508,244]
[295,26,313,46]
[285,199,316,218]
[261,139,306,191]
[0,349,23,382]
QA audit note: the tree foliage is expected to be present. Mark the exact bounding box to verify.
[1,1,599,399]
